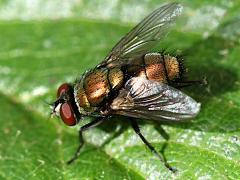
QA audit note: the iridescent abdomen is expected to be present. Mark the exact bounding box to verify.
[126,53,182,84]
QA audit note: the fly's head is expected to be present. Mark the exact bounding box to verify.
[51,83,81,126]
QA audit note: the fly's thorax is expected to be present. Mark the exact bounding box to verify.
[126,53,182,83]
[108,68,124,90]
[74,75,96,115]
[84,68,110,106]
[74,67,124,115]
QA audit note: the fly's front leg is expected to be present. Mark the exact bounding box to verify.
[67,117,105,164]
[130,118,176,173]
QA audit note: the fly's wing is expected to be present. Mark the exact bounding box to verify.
[99,3,182,68]
[111,77,200,121]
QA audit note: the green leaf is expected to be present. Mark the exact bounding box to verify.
[0,1,240,179]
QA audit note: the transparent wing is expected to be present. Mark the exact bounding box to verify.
[111,77,200,121]
[99,3,182,68]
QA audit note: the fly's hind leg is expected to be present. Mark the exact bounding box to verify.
[155,125,169,141]
[155,125,172,171]
[67,117,106,164]
[130,118,176,173]
[173,77,207,89]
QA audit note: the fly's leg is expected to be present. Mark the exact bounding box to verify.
[174,81,201,88]
[155,125,169,141]
[67,117,105,164]
[155,125,172,171]
[130,118,176,173]
[173,78,207,89]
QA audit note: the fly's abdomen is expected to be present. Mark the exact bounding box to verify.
[144,53,167,83]
[126,53,183,84]
[164,54,182,81]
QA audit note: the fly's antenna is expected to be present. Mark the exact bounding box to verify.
[41,99,55,119]
[42,99,52,106]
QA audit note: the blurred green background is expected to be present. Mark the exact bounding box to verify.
[0,0,240,179]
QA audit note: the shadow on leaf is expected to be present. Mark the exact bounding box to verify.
[162,35,239,132]
[97,35,239,137]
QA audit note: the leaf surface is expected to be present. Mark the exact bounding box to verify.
[0,1,240,179]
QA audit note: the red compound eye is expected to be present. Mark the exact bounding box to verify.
[57,83,71,98]
[60,103,77,126]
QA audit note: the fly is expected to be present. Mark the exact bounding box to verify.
[50,3,202,172]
